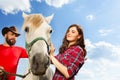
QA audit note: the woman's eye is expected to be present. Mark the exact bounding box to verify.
[72,30,76,33]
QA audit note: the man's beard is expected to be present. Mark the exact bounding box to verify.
[6,37,16,46]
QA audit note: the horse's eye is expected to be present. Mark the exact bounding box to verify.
[50,30,52,33]
[25,26,29,32]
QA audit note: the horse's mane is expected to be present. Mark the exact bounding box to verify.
[24,14,43,28]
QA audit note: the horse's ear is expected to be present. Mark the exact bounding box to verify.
[46,14,54,24]
[22,12,28,18]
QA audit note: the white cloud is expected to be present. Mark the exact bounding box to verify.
[85,39,96,52]
[76,39,120,80]
[36,0,42,3]
[99,29,112,36]
[86,14,95,21]
[0,0,72,14]
[44,0,72,8]
[86,39,120,60]
[0,0,31,14]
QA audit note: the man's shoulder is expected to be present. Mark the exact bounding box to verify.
[0,44,5,48]
[0,44,3,46]
[13,45,26,50]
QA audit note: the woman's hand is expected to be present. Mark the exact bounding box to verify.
[49,43,55,56]
[0,66,4,75]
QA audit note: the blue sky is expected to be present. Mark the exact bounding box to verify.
[0,0,120,80]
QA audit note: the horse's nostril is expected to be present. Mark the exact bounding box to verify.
[44,56,50,68]
[31,55,39,70]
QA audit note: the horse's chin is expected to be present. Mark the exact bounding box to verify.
[32,71,45,76]
[31,64,47,76]
[31,67,47,75]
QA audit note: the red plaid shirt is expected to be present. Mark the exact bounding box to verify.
[53,46,85,80]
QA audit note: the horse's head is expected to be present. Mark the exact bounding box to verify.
[22,13,54,75]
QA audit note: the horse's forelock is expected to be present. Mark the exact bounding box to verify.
[25,14,43,28]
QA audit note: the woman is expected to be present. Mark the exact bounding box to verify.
[50,24,86,80]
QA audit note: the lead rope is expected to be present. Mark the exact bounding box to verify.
[0,68,31,80]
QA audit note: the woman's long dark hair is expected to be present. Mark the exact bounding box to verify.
[59,24,86,57]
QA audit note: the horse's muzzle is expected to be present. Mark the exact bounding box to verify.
[31,53,50,75]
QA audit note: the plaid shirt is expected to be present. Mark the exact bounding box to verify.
[53,46,85,80]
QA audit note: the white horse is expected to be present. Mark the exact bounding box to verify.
[21,13,54,80]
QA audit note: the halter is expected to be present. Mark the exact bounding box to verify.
[25,37,50,55]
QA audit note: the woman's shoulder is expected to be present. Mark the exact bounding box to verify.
[70,45,83,52]
[69,46,85,58]
[67,46,83,54]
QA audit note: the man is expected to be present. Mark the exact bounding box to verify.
[0,26,28,80]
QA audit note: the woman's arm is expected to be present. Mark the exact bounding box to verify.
[49,44,70,79]
[50,55,70,79]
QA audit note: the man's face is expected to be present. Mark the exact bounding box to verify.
[5,31,17,46]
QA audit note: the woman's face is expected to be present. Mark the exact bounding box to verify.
[66,26,81,44]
